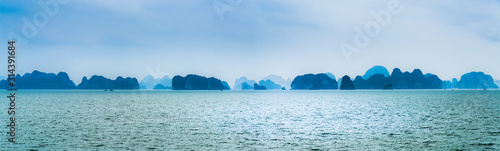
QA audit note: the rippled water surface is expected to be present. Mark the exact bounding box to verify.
[1,90,499,150]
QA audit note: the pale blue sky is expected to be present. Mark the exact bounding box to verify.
[1,0,499,86]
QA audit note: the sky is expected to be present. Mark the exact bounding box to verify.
[1,0,499,87]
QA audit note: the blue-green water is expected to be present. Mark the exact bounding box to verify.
[1,90,499,150]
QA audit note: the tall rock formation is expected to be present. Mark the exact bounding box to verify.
[172,74,225,90]
[234,77,257,90]
[78,75,139,89]
[0,70,76,89]
[457,72,499,89]
[258,80,282,90]
[340,75,355,90]
[363,65,390,79]
[291,73,338,90]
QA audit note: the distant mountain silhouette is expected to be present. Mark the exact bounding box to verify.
[291,73,338,90]
[452,78,458,88]
[140,75,155,89]
[353,74,387,89]
[241,82,253,90]
[337,78,342,89]
[340,75,355,90]
[222,81,231,90]
[2,69,497,90]
[325,72,336,80]
[261,75,292,90]
[234,77,257,90]
[353,68,442,89]
[363,65,390,80]
[253,83,267,90]
[140,75,172,89]
[391,68,441,89]
[172,74,225,90]
[78,75,139,89]
[457,72,498,89]
[0,70,76,89]
[442,80,453,89]
[153,84,172,89]
[258,80,282,90]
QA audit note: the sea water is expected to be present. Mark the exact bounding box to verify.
[0,90,499,150]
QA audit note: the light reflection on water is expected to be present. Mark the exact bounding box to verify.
[1,90,499,150]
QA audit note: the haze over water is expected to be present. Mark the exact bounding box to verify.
[1,90,499,150]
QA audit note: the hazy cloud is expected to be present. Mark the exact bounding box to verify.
[1,0,499,86]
